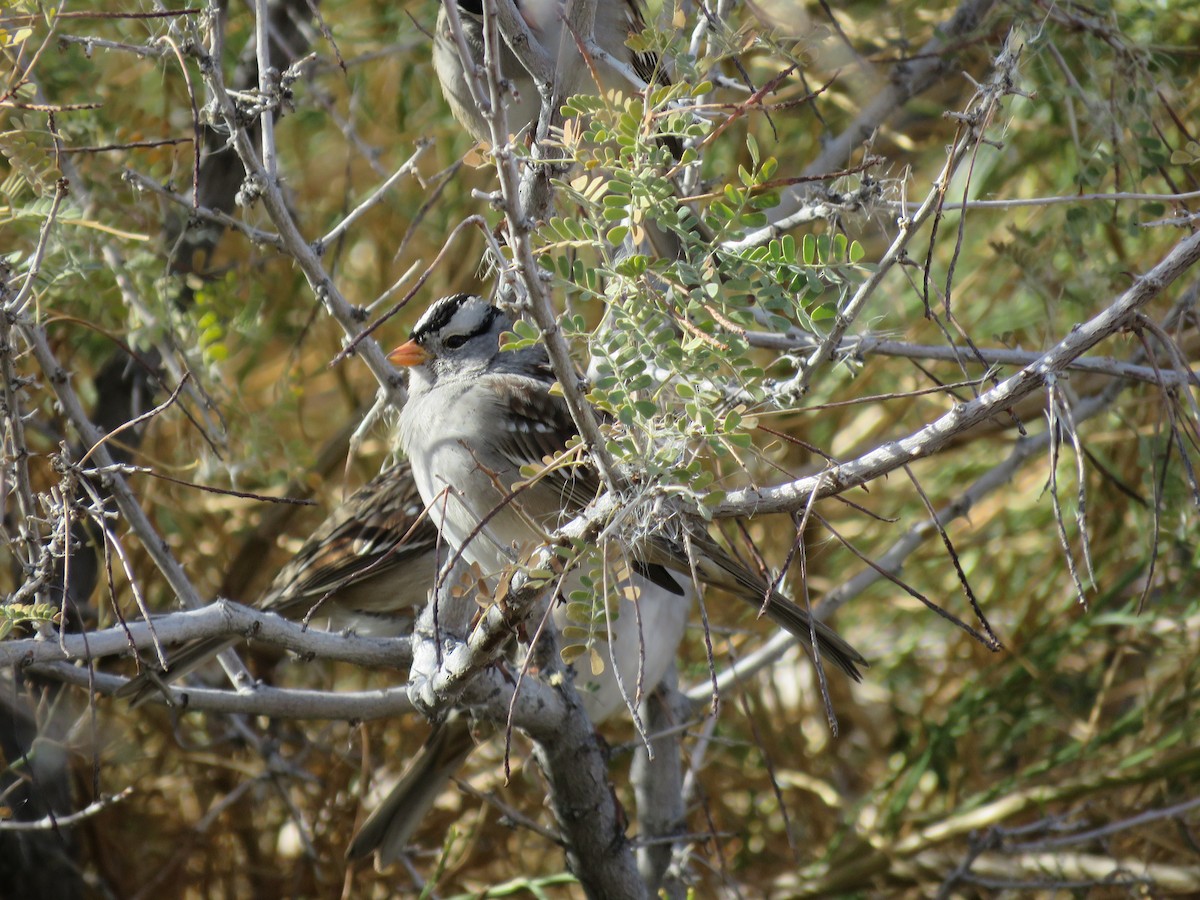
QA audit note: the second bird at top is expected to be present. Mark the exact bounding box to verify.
[432,0,666,142]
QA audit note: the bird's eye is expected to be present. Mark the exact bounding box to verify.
[444,334,468,350]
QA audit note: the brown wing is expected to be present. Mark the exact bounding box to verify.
[484,369,605,516]
[262,461,437,619]
[117,463,436,706]
[484,367,687,595]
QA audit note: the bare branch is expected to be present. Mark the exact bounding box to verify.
[195,18,408,411]
[884,187,1200,213]
[317,142,430,249]
[0,789,134,832]
[121,169,285,249]
[686,369,1147,704]
[26,662,414,720]
[744,329,1196,388]
[0,599,411,670]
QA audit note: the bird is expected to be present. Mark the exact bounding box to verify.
[432,0,697,265]
[116,461,439,706]
[432,0,666,145]
[346,291,701,864]
[345,292,865,865]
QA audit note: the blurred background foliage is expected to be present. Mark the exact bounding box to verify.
[2,0,1199,896]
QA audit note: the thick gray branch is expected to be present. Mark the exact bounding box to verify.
[0,600,410,670]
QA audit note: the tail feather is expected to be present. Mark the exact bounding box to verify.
[684,535,867,681]
[346,715,476,867]
[758,595,866,682]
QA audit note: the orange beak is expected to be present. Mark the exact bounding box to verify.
[388,339,429,367]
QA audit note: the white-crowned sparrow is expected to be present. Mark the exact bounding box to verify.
[118,462,438,705]
[347,294,865,864]
[387,293,865,679]
[433,0,665,144]
[346,292,703,865]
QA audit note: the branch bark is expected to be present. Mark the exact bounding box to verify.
[0,600,411,671]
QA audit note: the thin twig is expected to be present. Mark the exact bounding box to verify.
[0,789,134,832]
